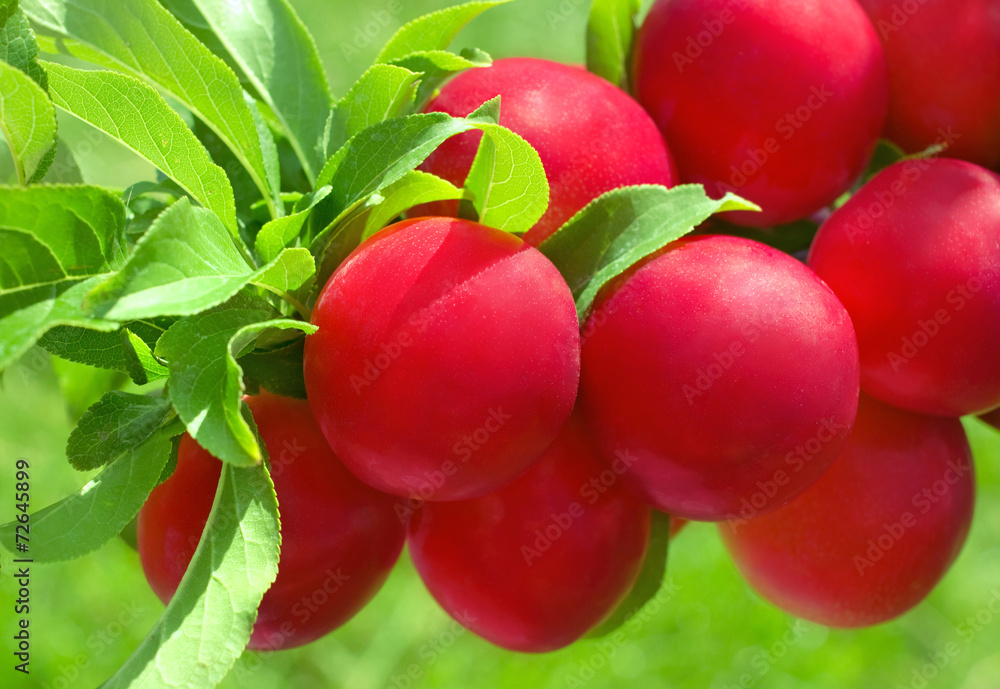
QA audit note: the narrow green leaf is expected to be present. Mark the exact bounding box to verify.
[375,0,507,63]
[33,32,121,71]
[586,0,640,90]
[252,247,315,294]
[0,184,127,273]
[389,47,491,107]
[246,92,281,209]
[309,105,524,278]
[538,185,760,321]
[66,391,174,470]
[0,60,56,184]
[23,0,277,214]
[184,0,332,182]
[0,226,65,288]
[157,433,181,487]
[311,109,498,248]
[254,185,331,263]
[155,293,315,466]
[122,327,169,385]
[0,419,180,562]
[38,319,169,375]
[587,511,670,638]
[360,170,461,241]
[328,63,419,153]
[85,199,253,320]
[0,275,117,372]
[865,138,908,181]
[99,460,280,689]
[42,62,238,236]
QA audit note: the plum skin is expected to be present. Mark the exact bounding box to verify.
[580,234,860,522]
[303,216,580,502]
[407,412,652,653]
[720,394,975,628]
[856,0,1000,170]
[632,0,888,227]
[136,391,406,651]
[419,57,676,245]
[808,157,1000,417]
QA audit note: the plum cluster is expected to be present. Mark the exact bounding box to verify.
[137,0,1000,654]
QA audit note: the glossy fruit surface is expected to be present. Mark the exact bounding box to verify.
[632,0,888,227]
[720,394,975,627]
[420,57,676,244]
[408,413,651,652]
[857,0,1000,169]
[809,157,1000,416]
[304,217,580,501]
[581,234,860,521]
[137,392,406,651]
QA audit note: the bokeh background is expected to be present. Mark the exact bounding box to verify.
[3,1,1000,687]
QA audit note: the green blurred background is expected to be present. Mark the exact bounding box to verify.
[3,1,1000,687]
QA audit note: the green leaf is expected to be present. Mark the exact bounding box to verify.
[464,98,548,233]
[122,327,169,384]
[0,60,57,184]
[183,0,333,183]
[587,511,670,638]
[0,184,127,273]
[66,391,174,470]
[85,199,254,320]
[375,0,508,63]
[23,0,277,216]
[538,185,760,321]
[239,336,306,399]
[389,47,491,107]
[251,247,315,293]
[246,93,281,210]
[254,185,331,263]
[42,62,239,236]
[0,275,117,372]
[1,0,48,86]
[155,293,315,466]
[864,138,907,181]
[99,460,280,689]
[328,63,420,154]
[0,419,180,561]
[360,170,462,241]
[38,319,169,376]
[311,107,499,251]
[0,226,65,288]
[191,112,269,226]
[586,0,640,90]
[157,433,181,487]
